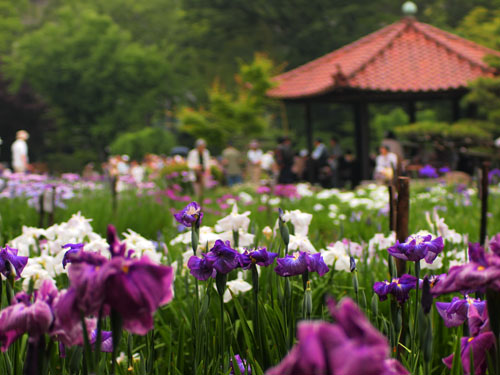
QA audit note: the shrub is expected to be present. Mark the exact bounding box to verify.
[109,127,177,161]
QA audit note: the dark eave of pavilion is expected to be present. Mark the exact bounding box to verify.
[280,87,469,104]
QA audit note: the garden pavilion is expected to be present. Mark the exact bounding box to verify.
[267,6,500,180]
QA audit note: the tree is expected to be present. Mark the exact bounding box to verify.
[3,5,169,168]
[456,6,500,48]
[109,127,177,161]
[178,54,276,151]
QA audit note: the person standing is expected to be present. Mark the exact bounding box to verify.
[246,140,263,184]
[328,137,342,187]
[276,136,295,184]
[11,130,29,173]
[187,139,211,197]
[374,144,397,183]
[311,138,329,185]
[222,142,242,187]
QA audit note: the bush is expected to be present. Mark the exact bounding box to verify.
[109,127,177,161]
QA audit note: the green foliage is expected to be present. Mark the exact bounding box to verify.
[4,5,169,166]
[0,0,26,54]
[456,6,500,48]
[109,127,177,161]
[466,75,500,128]
[179,54,276,150]
[372,107,409,143]
[395,120,494,141]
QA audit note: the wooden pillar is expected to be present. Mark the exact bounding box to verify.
[396,177,410,276]
[465,103,478,118]
[388,185,397,232]
[305,102,313,155]
[407,101,416,123]
[480,161,490,245]
[353,102,370,181]
[452,97,461,122]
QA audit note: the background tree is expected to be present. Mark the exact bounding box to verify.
[178,54,276,152]
[3,5,169,170]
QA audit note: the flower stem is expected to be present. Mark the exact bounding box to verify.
[215,272,227,371]
[412,260,420,356]
[94,306,104,369]
[191,225,200,375]
[252,265,264,365]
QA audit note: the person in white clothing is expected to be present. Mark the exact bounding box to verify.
[374,144,397,182]
[11,130,29,173]
[246,140,263,184]
[187,139,211,197]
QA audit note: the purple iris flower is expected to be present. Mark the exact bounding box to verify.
[174,201,203,227]
[107,225,127,258]
[468,303,490,337]
[53,252,109,331]
[419,273,446,290]
[436,297,486,328]
[230,354,251,374]
[97,255,174,335]
[275,252,329,277]
[0,246,28,279]
[62,243,85,268]
[90,330,113,352]
[489,234,500,256]
[439,166,451,174]
[275,252,309,277]
[187,255,216,281]
[307,253,330,276]
[443,332,496,375]
[432,242,500,296]
[488,168,500,183]
[239,248,278,269]
[205,240,240,274]
[388,235,444,264]
[419,165,438,178]
[373,274,417,304]
[266,298,408,375]
[0,280,57,351]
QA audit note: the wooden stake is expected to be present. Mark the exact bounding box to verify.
[111,175,118,215]
[38,193,44,228]
[395,177,409,276]
[388,184,397,232]
[480,161,490,246]
[48,186,56,226]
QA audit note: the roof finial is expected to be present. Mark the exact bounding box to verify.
[402,1,417,17]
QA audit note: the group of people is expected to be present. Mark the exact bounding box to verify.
[3,127,405,192]
[186,136,360,195]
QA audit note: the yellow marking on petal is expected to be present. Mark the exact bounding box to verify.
[468,337,474,343]
[293,252,300,260]
[122,265,130,273]
[186,206,198,215]
[477,266,485,271]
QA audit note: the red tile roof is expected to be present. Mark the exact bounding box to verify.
[267,17,500,99]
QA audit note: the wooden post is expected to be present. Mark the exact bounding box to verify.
[452,97,461,122]
[48,186,56,226]
[388,184,397,232]
[480,161,490,246]
[111,175,118,215]
[280,101,289,135]
[305,102,314,182]
[407,101,416,123]
[305,103,313,154]
[395,177,410,276]
[353,102,370,181]
[38,193,44,228]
